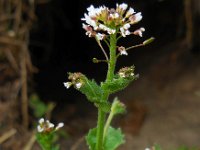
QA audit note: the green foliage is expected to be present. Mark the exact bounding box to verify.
[29,94,48,118]
[111,97,126,115]
[86,126,125,150]
[36,132,60,150]
[95,101,111,113]
[86,128,97,150]
[103,127,125,150]
[79,77,103,103]
[154,145,162,150]
[101,74,137,94]
[29,94,56,118]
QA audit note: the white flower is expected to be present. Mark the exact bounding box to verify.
[46,120,55,128]
[123,23,131,30]
[119,72,126,78]
[145,148,151,150]
[63,82,72,89]
[117,3,128,11]
[39,118,44,124]
[129,12,142,24]
[120,27,130,37]
[133,27,145,37]
[96,33,105,40]
[37,125,44,132]
[125,7,135,18]
[37,118,55,133]
[135,12,143,22]
[82,14,98,30]
[118,46,128,56]
[99,24,116,34]
[120,50,128,55]
[130,73,134,76]
[87,5,96,17]
[75,82,82,89]
[55,122,64,131]
[110,12,119,19]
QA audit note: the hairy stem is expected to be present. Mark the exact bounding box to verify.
[96,33,117,150]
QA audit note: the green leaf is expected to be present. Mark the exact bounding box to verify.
[154,145,162,150]
[36,132,54,150]
[29,94,48,118]
[86,128,97,150]
[104,126,125,150]
[79,78,102,103]
[102,75,138,94]
[111,98,126,115]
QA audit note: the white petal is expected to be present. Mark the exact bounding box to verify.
[119,3,128,11]
[63,82,72,89]
[126,7,135,18]
[123,23,130,30]
[96,33,105,40]
[120,50,128,56]
[37,125,44,132]
[75,82,82,89]
[135,12,142,22]
[49,123,55,128]
[39,118,44,124]
[55,122,64,130]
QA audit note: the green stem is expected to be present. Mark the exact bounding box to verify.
[95,33,117,150]
[106,33,117,82]
[103,110,114,140]
[96,108,106,150]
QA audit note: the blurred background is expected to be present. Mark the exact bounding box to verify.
[0,0,200,149]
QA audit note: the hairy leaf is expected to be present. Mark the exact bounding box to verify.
[86,128,97,150]
[104,126,125,150]
[79,78,102,103]
[102,75,138,94]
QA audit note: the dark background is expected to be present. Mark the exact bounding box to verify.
[29,0,199,109]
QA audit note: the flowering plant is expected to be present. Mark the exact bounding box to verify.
[36,118,64,150]
[64,3,154,150]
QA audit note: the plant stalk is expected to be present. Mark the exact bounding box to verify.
[95,33,117,150]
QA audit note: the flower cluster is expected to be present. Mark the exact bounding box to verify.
[37,118,64,133]
[63,72,84,89]
[118,66,135,78]
[81,3,144,40]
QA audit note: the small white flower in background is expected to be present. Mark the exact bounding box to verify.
[81,3,144,38]
[37,118,64,133]
[37,118,55,133]
[133,27,145,37]
[118,46,128,56]
[64,82,72,89]
[145,148,151,150]
[55,122,64,131]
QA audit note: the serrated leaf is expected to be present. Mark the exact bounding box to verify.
[86,128,97,150]
[104,126,125,150]
[79,78,102,103]
[102,75,138,94]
